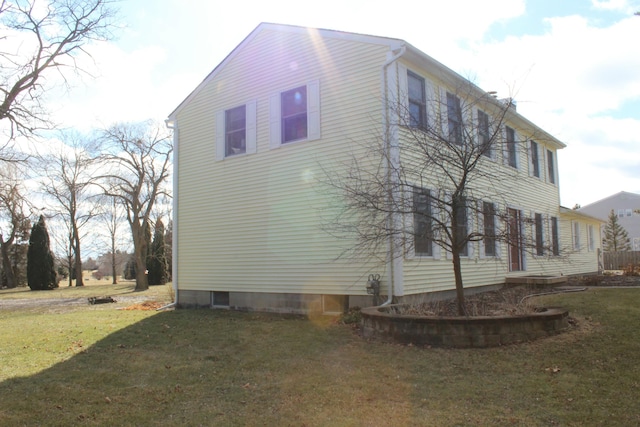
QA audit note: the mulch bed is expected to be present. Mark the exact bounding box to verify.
[399,286,549,317]
[399,275,640,317]
[567,274,640,287]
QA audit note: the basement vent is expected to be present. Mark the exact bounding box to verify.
[323,295,347,314]
[211,291,230,307]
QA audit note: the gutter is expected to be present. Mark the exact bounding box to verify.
[165,118,179,306]
[380,45,406,306]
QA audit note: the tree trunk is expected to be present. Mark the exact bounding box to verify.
[74,258,83,286]
[134,253,148,291]
[452,252,466,316]
[0,240,16,289]
[67,255,73,287]
[73,225,83,286]
[111,249,117,285]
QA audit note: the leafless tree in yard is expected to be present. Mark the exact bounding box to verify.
[324,79,560,315]
[0,0,117,143]
[95,195,129,284]
[37,133,99,286]
[0,164,30,287]
[97,121,172,291]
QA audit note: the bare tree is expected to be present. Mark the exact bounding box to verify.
[37,134,99,286]
[325,80,560,315]
[0,0,116,140]
[97,121,172,291]
[0,164,30,288]
[96,195,129,284]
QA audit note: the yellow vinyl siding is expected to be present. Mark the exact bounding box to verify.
[175,28,390,295]
[173,24,597,304]
[396,61,568,295]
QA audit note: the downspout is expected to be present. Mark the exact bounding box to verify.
[165,118,179,307]
[380,45,406,306]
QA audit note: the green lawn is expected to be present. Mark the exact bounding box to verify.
[1,286,639,426]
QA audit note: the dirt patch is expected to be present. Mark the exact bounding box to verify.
[120,301,167,311]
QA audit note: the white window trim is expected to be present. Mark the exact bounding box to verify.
[399,65,438,131]
[588,224,595,252]
[215,100,257,161]
[572,220,581,251]
[269,80,320,149]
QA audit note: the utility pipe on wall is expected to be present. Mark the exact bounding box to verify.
[380,45,406,306]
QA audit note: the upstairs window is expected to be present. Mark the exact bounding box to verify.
[413,188,433,256]
[225,105,246,156]
[408,71,426,128]
[530,140,540,178]
[547,149,556,184]
[505,126,517,168]
[281,86,307,143]
[477,110,491,157]
[446,92,463,145]
[270,81,320,148]
[216,101,256,161]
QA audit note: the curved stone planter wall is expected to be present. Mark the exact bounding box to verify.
[361,305,569,348]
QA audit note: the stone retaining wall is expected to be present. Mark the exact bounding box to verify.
[361,305,569,348]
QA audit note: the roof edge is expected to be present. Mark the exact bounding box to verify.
[167,22,402,121]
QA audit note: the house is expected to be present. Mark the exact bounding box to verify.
[579,191,640,250]
[167,23,601,313]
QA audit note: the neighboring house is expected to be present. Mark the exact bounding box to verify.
[167,23,601,313]
[579,191,640,250]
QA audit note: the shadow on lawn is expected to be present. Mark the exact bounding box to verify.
[2,290,640,426]
[0,309,360,426]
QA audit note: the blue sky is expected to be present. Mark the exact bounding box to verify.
[47,0,640,209]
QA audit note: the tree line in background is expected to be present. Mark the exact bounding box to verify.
[0,121,173,291]
[0,1,173,291]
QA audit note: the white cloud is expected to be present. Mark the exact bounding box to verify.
[591,0,636,12]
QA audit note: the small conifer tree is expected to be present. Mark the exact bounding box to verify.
[602,209,631,252]
[147,219,168,286]
[27,216,58,290]
[123,256,136,280]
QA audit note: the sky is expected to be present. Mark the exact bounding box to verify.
[45,0,640,209]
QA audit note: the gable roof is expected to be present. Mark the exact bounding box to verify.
[560,206,606,223]
[579,191,640,210]
[167,22,404,120]
[166,22,566,149]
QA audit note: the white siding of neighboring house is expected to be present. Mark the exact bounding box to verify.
[173,27,395,297]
